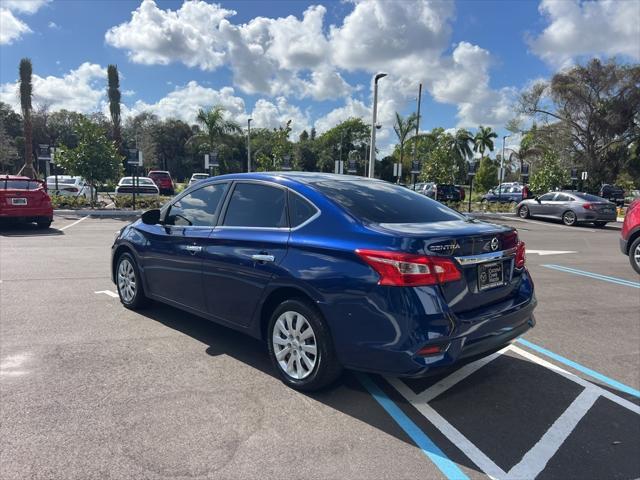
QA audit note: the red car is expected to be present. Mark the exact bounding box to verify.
[620,199,640,274]
[147,170,175,195]
[0,175,53,229]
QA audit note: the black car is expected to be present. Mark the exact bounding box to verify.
[423,183,462,202]
[599,184,625,206]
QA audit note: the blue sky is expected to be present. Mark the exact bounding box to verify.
[1,0,639,154]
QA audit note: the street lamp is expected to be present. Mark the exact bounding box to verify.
[499,134,510,201]
[247,118,252,173]
[368,72,387,178]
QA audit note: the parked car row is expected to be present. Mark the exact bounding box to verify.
[46,175,96,199]
[414,182,464,202]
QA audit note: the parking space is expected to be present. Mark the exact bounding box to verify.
[1,214,638,479]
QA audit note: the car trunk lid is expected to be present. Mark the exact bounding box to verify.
[374,220,521,314]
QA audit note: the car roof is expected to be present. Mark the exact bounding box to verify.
[202,171,387,187]
[1,175,32,180]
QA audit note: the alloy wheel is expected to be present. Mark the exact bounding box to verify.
[117,258,137,303]
[563,211,576,225]
[272,311,318,380]
[519,206,529,218]
[635,244,640,268]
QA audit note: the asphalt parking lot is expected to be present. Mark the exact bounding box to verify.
[1,214,638,480]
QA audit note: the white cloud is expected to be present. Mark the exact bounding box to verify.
[0,62,106,113]
[248,97,311,138]
[129,81,245,124]
[48,20,59,29]
[529,0,640,66]
[314,97,370,133]
[329,0,454,71]
[2,0,50,14]
[105,0,235,70]
[0,0,50,44]
[0,8,31,44]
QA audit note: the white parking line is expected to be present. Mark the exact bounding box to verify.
[59,215,89,231]
[385,344,639,480]
[508,388,600,479]
[95,290,118,298]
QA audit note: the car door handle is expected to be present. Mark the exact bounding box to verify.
[251,254,275,263]
[185,245,203,253]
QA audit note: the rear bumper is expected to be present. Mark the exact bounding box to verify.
[0,206,53,220]
[577,211,617,222]
[322,270,537,377]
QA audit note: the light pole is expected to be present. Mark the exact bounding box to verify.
[499,134,510,201]
[368,72,387,178]
[247,118,252,173]
[411,83,422,189]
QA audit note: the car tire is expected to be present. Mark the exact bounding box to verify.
[518,205,530,219]
[593,221,607,228]
[36,218,51,229]
[267,299,342,392]
[562,210,577,226]
[629,237,640,275]
[115,252,149,310]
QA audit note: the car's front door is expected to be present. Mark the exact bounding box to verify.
[530,192,557,216]
[142,182,229,313]
[202,181,290,327]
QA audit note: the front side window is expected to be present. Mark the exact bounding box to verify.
[538,193,556,201]
[223,183,287,228]
[166,183,227,226]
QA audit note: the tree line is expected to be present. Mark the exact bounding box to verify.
[0,57,637,194]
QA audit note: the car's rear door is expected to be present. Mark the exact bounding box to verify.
[202,181,290,327]
[141,182,229,312]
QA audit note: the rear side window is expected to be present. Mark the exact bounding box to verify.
[289,192,317,228]
[313,180,463,224]
[555,194,572,202]
[575,193,608,202]
[166,183,227,226]
[223,183,288,228]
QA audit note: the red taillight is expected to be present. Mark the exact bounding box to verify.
[515,241,526,269]
[582,203,593,210]
[355,250,461,286]
[417,344,445,356]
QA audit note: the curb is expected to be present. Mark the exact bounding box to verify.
[55,209,142,218]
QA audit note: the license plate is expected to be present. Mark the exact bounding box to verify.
[478,261,504,291]
[11,198,27,205]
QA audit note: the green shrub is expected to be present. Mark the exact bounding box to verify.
[112,195,170,209]
[50,195,93,209]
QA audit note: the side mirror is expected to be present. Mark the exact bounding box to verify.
[141,208,161,225]
[535,196,541,203]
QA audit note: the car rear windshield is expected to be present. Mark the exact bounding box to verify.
[574,193,608,202]
[192,174,209,179]
[313,180,463,224]
[437,184,458,194]
[149,172,170,178]
[120,178,155,186]
[1,180,42,190]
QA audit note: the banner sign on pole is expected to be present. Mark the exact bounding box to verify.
[570,168,578,181]
[410,160,421,175]
[347,158,357,174]
[334,160,344,174]
[37,144,51,161]
[581,171,588,181]
[127,149,141,166]
[393,163,402,178]
[468,161,477,177]
[210,151,219,168]
[282,154,292,171]
[521,164,529,178]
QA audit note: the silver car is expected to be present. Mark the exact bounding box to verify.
[516,191,617,227]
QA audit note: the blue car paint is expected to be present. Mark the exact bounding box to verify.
[112,172,536,376]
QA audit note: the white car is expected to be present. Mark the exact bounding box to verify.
[189,173,210,186]
[115,177,160,196]
[46,175,95,198]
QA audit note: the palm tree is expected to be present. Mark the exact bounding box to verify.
[452,129,474,161]
[19,58,35,177]
[107,65,122,153]
[187,106,241,173]
[393,112,418,178]
[473,125,498,157]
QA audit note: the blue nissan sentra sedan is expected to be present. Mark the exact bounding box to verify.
[112,172,535,391]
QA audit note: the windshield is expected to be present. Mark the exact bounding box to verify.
[313,180,464,224]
